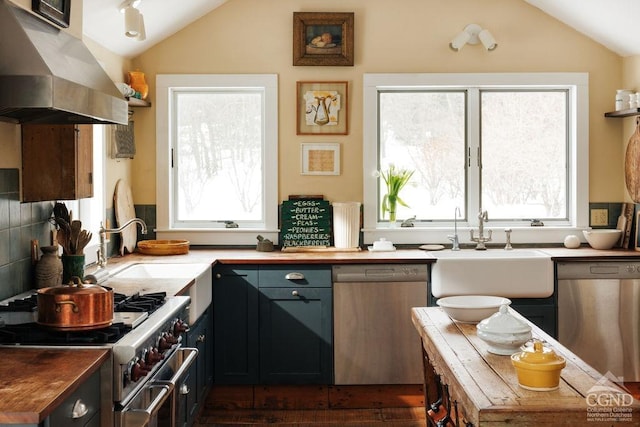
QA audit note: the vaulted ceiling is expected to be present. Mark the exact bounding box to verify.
[82,0,640,59]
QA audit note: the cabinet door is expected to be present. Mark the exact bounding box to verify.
[213,265,259,384]
[184,306,210,426]
[22,124,93,202]
[259,287,333,384]
[512,303,557,337]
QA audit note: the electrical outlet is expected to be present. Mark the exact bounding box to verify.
[590,208,609,226]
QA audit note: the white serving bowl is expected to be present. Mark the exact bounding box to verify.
[582,229,622,250]
[436,295,512,323]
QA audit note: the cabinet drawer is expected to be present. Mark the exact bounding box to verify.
[259,265,331,288]
[49,369,100,426]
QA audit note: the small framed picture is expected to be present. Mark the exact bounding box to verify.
[293,12,354,66]
[32,0,71,28]
[301,143,340,175]
[297,81,348,135]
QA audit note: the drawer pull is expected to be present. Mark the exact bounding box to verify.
[180,384,191,395]
[71,399,88,419]
[285,272,305,280]
[292,290,299,297]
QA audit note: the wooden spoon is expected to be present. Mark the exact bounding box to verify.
[76,230,93,255]
[70,220,82,254]
[56,218,72,254]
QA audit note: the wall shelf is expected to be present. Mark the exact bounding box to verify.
[127,97,151,107]
[604,108,640,118]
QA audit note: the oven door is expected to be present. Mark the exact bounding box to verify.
[118,347,198,427]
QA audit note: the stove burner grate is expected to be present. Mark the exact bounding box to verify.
[0,295,37,312]
[0,322,130,345]
[114,292,166,313]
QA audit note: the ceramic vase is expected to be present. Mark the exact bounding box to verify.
[127,70,148,100]
[35,246,63,288]
[61,254,85,284]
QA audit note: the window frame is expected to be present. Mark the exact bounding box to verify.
[156,74,279,245]
[363,73,589,245]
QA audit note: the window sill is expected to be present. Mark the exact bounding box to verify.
[156,228,279,246]
[363,226,587,246]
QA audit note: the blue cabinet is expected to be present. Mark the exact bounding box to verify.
[184,304,213,426]
[213,265,259,384]
[259,285,332,384]
[213,264,332,384]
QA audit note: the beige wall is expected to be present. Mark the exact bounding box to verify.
[0,0,629,208]
[126,0,625,206]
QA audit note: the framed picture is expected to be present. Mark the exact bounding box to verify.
[32,0,71,28]
[297,81,348,135]
[301,143,340,175]
[293,12,354,66]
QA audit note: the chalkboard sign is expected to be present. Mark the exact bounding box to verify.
[280,199,332,247]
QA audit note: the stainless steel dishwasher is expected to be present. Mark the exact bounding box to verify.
[557,261,640,381]
[332,264,428,384]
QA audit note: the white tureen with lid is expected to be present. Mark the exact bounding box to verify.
[476,304,532,355]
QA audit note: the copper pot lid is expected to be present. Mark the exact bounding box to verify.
[37,277,112,296]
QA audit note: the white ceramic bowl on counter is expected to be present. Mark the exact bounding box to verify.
[582,229,622,250]
[476,304,532,355]
[436,295,511,323]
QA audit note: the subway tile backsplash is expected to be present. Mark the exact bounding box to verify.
[0,169,54,300]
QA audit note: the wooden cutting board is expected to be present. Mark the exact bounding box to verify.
[114,179,137,255]
[625,122,640,202]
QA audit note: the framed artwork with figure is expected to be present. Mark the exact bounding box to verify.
[293,12,354,66]
[296,81,348,135]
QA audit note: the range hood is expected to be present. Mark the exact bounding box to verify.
[0,0,128,125]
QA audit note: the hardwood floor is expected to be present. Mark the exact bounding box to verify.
[196,385,426,426]
[195,407,426,426]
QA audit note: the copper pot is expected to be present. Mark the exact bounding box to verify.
[37,278,114,331]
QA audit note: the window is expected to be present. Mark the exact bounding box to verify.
[156,74,278,245]
[363,73,589,244]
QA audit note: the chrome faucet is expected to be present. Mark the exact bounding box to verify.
[447,207,461,251]
[504,228,513,250]
[470,210,492,250]
[97,218,148,268]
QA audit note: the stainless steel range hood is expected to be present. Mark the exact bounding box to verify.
[0,0,128,125]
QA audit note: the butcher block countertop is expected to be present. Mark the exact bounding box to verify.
[0,348,109,424]
[411,307,640,426]
[98,245,640,270]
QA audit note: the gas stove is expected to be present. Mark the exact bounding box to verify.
[0,288,195,426]
[0,289,168,345]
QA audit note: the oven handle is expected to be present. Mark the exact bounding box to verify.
[160,347,199,387]
[121,383,172,427]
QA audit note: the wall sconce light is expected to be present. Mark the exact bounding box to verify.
[449,24,498,52]
[119,0,145,41]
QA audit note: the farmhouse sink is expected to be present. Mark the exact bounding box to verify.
[430,249,553,298]
[113,263,212,323]
[114,263,207,279]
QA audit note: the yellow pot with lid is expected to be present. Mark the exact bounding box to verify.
[511,340,566,391]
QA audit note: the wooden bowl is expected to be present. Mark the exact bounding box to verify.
[137,239,190,255]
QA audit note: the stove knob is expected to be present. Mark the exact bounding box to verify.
[146,347,163,365]
[166,332,179,345]
[130,358,150,382]
[173,319,190,336]
[158,333,176,352]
